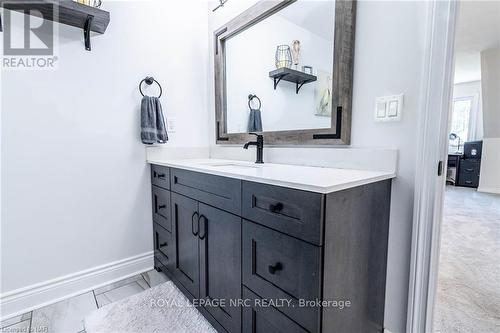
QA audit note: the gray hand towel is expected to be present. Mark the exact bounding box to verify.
[141,96,168,144]
[247,108,263,132]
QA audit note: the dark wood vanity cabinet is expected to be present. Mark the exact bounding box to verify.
[150,164,392,333]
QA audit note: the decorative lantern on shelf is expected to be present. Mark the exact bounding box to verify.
[275,45,292,69]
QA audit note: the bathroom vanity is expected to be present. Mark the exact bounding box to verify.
[148,159,394,333]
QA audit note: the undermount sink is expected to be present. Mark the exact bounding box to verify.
[200,162,262,169]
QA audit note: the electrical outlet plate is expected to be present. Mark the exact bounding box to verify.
[167,118,176,132]
[374,94,403,122]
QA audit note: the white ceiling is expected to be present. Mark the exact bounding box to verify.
[454,1,500,83]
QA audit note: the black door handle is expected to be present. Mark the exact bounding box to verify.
[198,215,207,240]
[269,202,284,213]
[268,262,283,274]
[192,212,199,236]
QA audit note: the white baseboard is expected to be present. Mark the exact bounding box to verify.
[478,186,500,195]
[0,251,153,321]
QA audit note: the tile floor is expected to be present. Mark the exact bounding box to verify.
[1,270,169,333]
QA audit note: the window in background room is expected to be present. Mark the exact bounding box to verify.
[449,97,473,152]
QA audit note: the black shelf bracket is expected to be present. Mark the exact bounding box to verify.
[273,74,289,90]
[296,80,313,94]
[84,15,94,51]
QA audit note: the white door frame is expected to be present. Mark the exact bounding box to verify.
[406,0,458,332]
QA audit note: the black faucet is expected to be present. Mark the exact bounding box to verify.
[243,133,264,164]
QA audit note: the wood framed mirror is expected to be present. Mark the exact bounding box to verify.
[214,0,356,145]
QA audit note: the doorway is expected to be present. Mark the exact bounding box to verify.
[433,1,500,332]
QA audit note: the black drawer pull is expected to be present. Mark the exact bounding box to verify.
[465,181,472,184]
[268,262,283,274]
[465,168,474,172]
[199,215,207,240]
[156,173,166,179]
[159,242,168,248]
[192,212,199,236]
[158,204,166,209]
[269,202,284,213]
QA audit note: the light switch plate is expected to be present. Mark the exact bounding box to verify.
[374,94,403,122]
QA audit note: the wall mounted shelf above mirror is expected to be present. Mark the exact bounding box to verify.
[214,0,356,145]
[0,0,110,51]
[269,68,317,94]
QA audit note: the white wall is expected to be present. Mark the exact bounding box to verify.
[454,51,481,84]
[480,48,500,138]
[478,48,500,194]
[208,1,429,332]
[225,8,332,133]
[1,0,209,316]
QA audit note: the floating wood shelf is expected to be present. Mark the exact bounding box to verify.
[0,0,110,51]
[269,67,317,94]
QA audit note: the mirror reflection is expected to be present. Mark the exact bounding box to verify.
[225,0,335,134]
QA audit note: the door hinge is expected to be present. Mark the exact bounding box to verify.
[437,161,443,176]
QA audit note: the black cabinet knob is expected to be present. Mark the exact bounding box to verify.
[268,262,283,274]
[269,202,284,213]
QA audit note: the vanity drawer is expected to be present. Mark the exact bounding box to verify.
[171,168,241,215]
[151,164,170,190]
[154,223,173,271]
[242,220,321,332]
[242,287,308,333]
[242,181,324,245]
[152,186,171,232]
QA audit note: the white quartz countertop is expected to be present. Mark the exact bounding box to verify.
[147,158,396,194]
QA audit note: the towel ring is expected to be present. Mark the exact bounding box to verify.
[248,94,261,110]
[139,76,163,98]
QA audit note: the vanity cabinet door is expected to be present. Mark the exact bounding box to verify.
[199,203,242,333]
[171,192,200,298]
